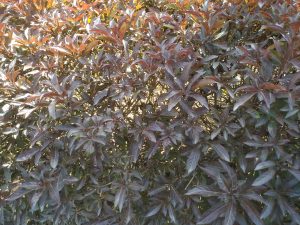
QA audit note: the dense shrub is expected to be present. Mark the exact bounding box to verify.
[0,0,300,224]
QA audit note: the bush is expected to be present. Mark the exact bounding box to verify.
[0,0,300,224]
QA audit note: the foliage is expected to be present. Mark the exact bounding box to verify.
[0,0,300,224]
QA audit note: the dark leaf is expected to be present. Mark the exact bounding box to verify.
[186,186,220,197]
[145,205,161,217]
[197,203,226,224]
[288,169,300,181]
[212,144,230,162]
[223,201,236,225]
[6,188,31,201]
[16,148,39,162]
[252,169,275,186]
[240,199,264,225]
[186,150,201,174]
[233,93,255,111]
[254,161,275,171]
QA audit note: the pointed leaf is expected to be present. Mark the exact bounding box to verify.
[212,144,230,162]
[168,94,181,111]
[186,186,220,197]
[186,150,201,174]
[130,140,142,163]
[16,148,39,162]
[48,100,56,119]
[190,94,209,109]
[233,93,255,111]
[93,89,108,105]
[146,207,160,218]
[254,161,275,171]
[197,203,226,224]
[288,169,300,181]
[30,192,43,211]
[6,188,31,201]
[240,199,264,225]
[223,201,236,225]
[252,170,275,186]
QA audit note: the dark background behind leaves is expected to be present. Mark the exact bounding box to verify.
[0,0,300,224]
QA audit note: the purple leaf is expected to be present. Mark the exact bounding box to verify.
[240,199,264,225]
[252,169,275,186]
[186,150,200,174]
[16,148,39,162]
[145,205,161,217]
[190,94,209,109]
[186,186,220,197]
[197,203,226,224]
[223,201,236,225]
[233,93,255,111]
[212,144,230,162]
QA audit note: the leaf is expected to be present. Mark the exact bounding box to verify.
[223,201,236,225]
[114,187,126,211]
[267,122,277,138]
[146,205,161,217]
[283,199,300,224]
[20,182,40,189]
[203,55,218,62]
[130,140,142,163]
[261,200,274,219]
[125,202,133,224]
[148,186,167,196]
[6,188,31,201]
[148,122,163,132]
[181,61,194,82]
[186,186,220,197]
[30,191,43,211]
[186,150,200,174]
[143,130,156,143]
[168,205,176,223]
[49,183,60,203]
[213,30,227,41]
[63,176,79,184]
[48,100,56,119]
[240,199,264,225]
[233,93,255,111]
[50,46,72,55]
[288,169,300,181]
[252,169,275,186]
[254,161,275,171]
[168,94,181,111]
[211,128,221,140]
[219,160,237,185]
[212,144,230,162]
[16,148,39,162]
[93,89,108,105]
[50,150,59,169]
[190,94,209,109]
[192,78,217,90]
[197,203,226,224]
